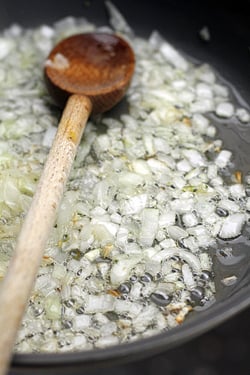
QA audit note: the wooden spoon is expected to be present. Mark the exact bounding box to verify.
[0,32,135,375]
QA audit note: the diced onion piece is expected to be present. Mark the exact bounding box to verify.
[167,225,188,240]
[95,336,120,349]
[159,211,176,227]
[235,108,250,123]
[221,275,237,286]
[110,256,141,286]
[219,213,246,239]
[182,212,199,227]
[199,26,211,42]
[152,247,201,273]
[215,150,232,168]
[149,31,189,71]
[73,315,91,330]
[121,194,147,215]
[192,113,209,134]
[44,293,61,320]
[139,208,159,247]
[229,184,245,199]
[182,263,195,288]
[105,0,133,35]
[131,159,151,175]
[118,172,144,187]
[84,295,115,313]
[45,53,70,70]
[114,299,142,318]
[182,149,206,167]
[0,37,15,59]
[215,102,234,118]
[42,126,57,147]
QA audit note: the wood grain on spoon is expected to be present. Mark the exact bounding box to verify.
[0,32,134,375]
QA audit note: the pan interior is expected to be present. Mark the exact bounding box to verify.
[0,0,250,369]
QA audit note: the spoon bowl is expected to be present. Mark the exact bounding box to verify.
[45,33,135,113]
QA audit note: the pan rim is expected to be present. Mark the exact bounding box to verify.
[12,282,250,368]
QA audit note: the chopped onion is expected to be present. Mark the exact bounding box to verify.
[215,150,232,168]
[73,315,91,330]
[167,226,188,240]
[199,26,211,42]
[139,208,159,247]
[149,31,189,71]
[110,256,141,286]
[42,126,57,147]
[0,37,15,59]
[84,295,115,314]
[152,247,201,273]
[1,1,248,353]
[219,213,246,239]
[235,108,250,123]
[121,194,147,215]
[44,293,61,320]
[215,102,234,118]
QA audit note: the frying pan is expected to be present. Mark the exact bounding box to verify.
[1,0,250,374]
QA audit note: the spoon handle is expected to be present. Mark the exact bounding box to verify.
[0,94,92,375]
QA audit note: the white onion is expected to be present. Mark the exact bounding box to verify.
[182,149,206,167]
[190,99,214,113]
[213,84,229,97]
[196,64,216,84]
[0,1,248,353]
[132,305,159,333]
[229,184,246,199]
[42,126,57,147]
[44,294,61,320]
[139,208,159,247]
[121,194,147,215]
[45,53,69,70]
[110,256,142,286]
[149,31,189,71]
[114,300,142,318]
[219,213,246,239]
[196,83,213,98]
[131,159,151,175]
[170,198,195,214]
[176,159,192,172]
[105,0,133,36]
[219,199,241,212]
[158,211,176,227]
[118,171,144,187]
[182,212,199,227]
[152,247,201,273]
[215,150,232,168]
[167,226,188,240]
[0,37,15,59]
[235,108,250,123]
[215,102,234,118]
[199,26,211,42]
[84,295,115,314]
[95,336,120,349]
[182,263,196,288]
[73,315,91,330]
[192,113,210,134]
[246,197,250,211]
[71,335,88,349]
[221,275,237,286]
[52,263,67,280]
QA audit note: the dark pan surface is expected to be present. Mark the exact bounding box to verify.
[1,0,250,373]
[10,307,250,375]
